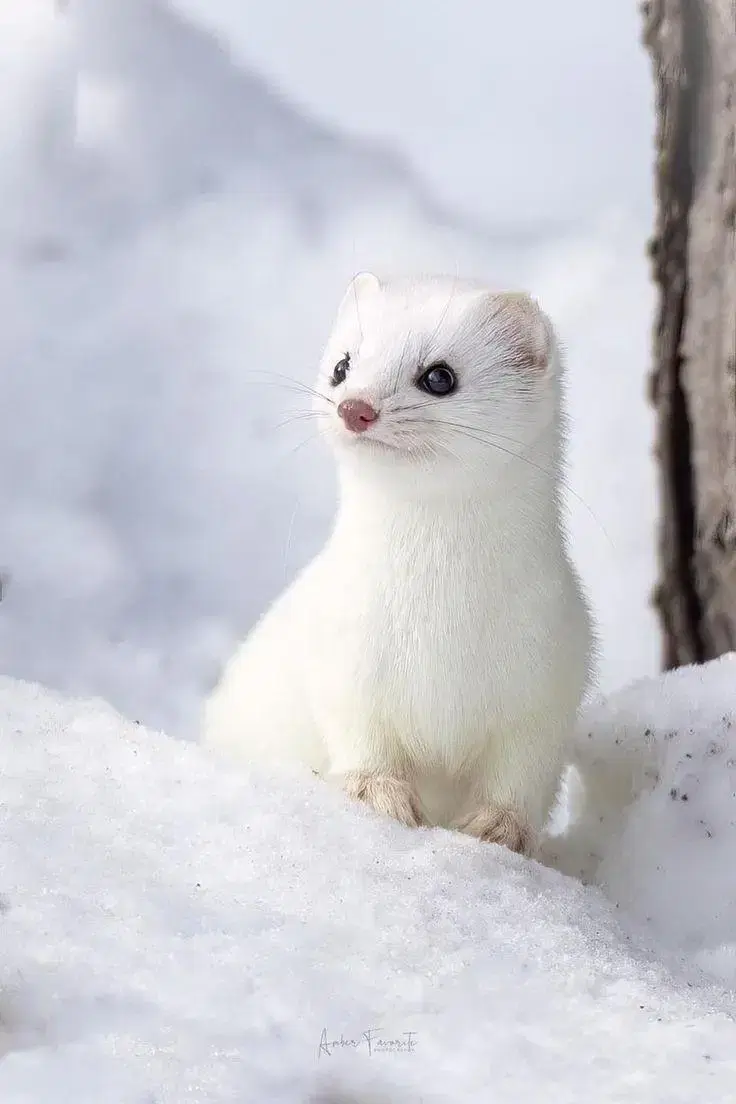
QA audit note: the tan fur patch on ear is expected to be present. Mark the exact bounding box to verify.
[491,291,552,372]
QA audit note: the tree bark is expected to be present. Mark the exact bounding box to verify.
[644,0,736,667]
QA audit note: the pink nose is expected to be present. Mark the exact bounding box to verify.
[337,399,379,433]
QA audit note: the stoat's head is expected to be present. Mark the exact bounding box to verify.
[315,273,562,493]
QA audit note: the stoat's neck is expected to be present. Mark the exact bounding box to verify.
[333,428,564,547]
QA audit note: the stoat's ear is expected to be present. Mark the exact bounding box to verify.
[486,291,555,374]
[336,271,382,319]
[349,271,381,297]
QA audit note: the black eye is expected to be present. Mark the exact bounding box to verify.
[416,362,456,396]
[330,354,350,387]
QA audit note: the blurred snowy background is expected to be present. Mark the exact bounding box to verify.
[0,0,658,736]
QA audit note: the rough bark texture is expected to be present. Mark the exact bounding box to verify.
[644,0,736,667]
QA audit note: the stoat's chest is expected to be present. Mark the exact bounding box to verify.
[322,508,549,641]
[305,514,570,755]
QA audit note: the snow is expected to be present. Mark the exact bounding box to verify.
[2,671,736,1103]
[547,653,736,987]
[0,0,657,736]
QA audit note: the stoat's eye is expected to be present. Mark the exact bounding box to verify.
[330,354,351,387]
[416,362,456,396]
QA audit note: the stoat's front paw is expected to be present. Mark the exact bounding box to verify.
[340,770,424,828]
[452,805,535,856]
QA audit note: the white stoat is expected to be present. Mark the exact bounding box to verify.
[202,273,594,855]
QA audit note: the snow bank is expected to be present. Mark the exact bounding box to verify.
[546,652,736,988]
[1,672,736,1103]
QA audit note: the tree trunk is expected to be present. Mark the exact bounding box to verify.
[644,0,736,667]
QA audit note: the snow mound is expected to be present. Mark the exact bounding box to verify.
[547,653,736,985]
[1,674,736,1103]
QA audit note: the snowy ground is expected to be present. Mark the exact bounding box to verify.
[2,668,736,1103]
[0,0,657,736]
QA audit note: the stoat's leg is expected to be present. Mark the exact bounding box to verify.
[323,723,425,828]
[338,769,425,828]
[451,723,567,857]
[452,804,534,854]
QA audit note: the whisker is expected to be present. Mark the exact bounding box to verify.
[394,414,612,546]
[389,398,448,416]
[282,497,300,583]
[423,276,459,361]
[392,327,415,395]
[375,419,474,477]
[351,271,364,345]
[445,421,612,545]
[243,370,335,406]
[393,403,555,459]
[271,410,330,432]
[288,433,321,459]
[390,401,543,453]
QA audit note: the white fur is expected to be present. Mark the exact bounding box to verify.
[202,273,594,846]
